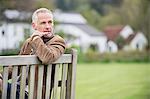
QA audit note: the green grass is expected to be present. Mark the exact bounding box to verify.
[76,63,150,99]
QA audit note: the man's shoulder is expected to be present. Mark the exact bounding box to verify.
[21,38,32,46]
[53,35,64,41]
[46,35,65,44]
[24,38,32,43]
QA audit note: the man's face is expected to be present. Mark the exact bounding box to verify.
[32,12,54,37]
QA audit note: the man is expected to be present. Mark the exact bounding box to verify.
[0,8,66,99]
[20,8,66,63]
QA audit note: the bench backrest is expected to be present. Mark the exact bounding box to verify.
[0,49,77,99]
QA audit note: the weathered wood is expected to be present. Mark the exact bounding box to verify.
[19,66,27,99]
[66,64,71,99]
[0,49,77,99]
[45,64,52,99]
[11,66,18,99]
[0,54,72,66]
[2,67,9,99]
[60,64,68,99]
[52,64,59,99]
[37,65,44,99]
[28,65,35,99]
[66,49,77,99]
[70,49,77,99]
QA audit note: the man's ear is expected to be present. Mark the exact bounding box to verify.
[32,23,37,30]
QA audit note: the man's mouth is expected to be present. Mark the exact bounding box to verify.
[44,31,51,33]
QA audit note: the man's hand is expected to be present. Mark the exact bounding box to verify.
[31,30,47,38]
[31,31,50,41]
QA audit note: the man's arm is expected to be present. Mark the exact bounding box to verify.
[19,38,32,55]
[29,35,66,64]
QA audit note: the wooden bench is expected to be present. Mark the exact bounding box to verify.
[0,49,77,99]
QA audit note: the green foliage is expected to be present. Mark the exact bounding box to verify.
[89,44,99,52]
[56,30,77,43]
[65,45,81,54]
[103,0,150,47]
[78,50,150,63]
[115,36,126,49]
[0,49,19,56]
[66,46,149,63]
[77,0,150,48]
[24,28,30,39]
[79,6,102,29]
[0,0,35,11]
[34,0,55,10]
[56,0,77,11]
[56,30,66,38]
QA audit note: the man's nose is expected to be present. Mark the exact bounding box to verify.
[45,23,51,28]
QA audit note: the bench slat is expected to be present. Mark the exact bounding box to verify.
[19,66,27,99]
[66,64,71,99]
[60,64,68,99]
[52,64,59,99]
[45,64,52,99]
[28,65,35,99]
[2,67,9,99]
[37,65,44,99]
[0,49,77,99]
[66,49,77,99]
[70,50,77,99]
[11,66,18,99]
[0,54,72,66]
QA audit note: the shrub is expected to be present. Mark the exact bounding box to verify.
[0,49,19,56]
[78,50,150,63]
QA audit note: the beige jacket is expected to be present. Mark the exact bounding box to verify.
[7,34,66,77]
[19,35,66,64]
[0,34,66,97]
[19,35,66,98]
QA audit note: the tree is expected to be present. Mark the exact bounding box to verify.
[34,0,56,10]
[97,0,150,47]
[0,0,35,11]
[79,6,102,29]
[120,0,150,47]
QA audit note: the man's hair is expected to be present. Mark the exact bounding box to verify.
[32,8,53,23]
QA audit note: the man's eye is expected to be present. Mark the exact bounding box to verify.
[48,21,53,24]
[41,22,46,24]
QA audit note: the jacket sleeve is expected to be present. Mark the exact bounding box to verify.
[29,35,66,64]
[19,38,32,55]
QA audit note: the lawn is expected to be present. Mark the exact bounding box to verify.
[76,63,150,99]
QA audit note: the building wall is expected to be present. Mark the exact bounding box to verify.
[0,22,31,51]
[130,32,148,51]
[120,25,134,39]
[107,40,118,53]
[55,24,108,53]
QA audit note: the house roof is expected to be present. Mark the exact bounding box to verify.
[125,33,136,44]
[104,25,124,41]
[54,11,87,24]
[73,24,105,36]
[3,9,32,22]
[54,11,105,37]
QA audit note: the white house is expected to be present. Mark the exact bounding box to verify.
[0,10,110,53]
[119,25,148,51]
[120,25,134,39]
[123,32,148,51]
[0,9,32,52]
[0,22,31,51]
[107,40,118,53]
[104,25,148,52]
[54,11,108,53]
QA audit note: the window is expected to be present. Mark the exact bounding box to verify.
[2,30,5,36]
